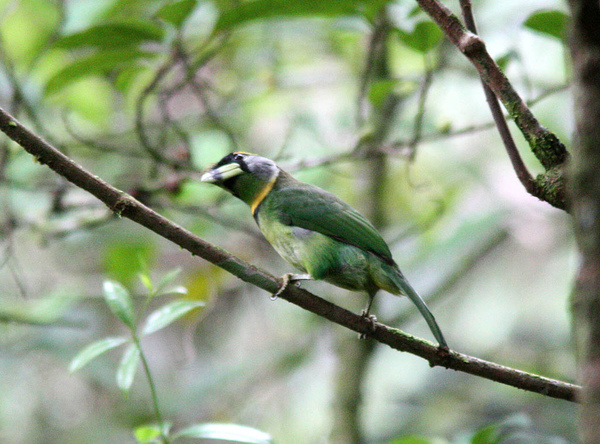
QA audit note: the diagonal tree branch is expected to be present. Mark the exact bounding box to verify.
[0,105,579,402]
[416,0,569,210]
[458,0,541,200]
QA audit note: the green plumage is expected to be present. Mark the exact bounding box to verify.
[201,152,447,347]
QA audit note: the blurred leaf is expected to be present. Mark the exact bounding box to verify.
[408,5,422,18]
[155,267,183,295]
[173,423,272,443]
[523,10,569,40]
[0,293,76,326]
[214,0,389,33]
[387,436,433,444]
[396,21,443,53]
[45,48,156,95]
[471,424,501,444]
[496,50,518,72]
[139,271,154,293]
[368,79,398,107]
[69,337,129,373]
[0,0,61,65]
[103,280,136,328]
[54,20,165,49]
[184,266,227,302]
[117,343,141,392]
[134,424,162,443]
[103,241,156,288]
[114,64,152,93]
[470,414,534,444]
[156,0,198,27]
[141,300,204,336]
[160,286,188,296]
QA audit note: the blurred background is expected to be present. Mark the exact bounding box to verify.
[0,0,575,442]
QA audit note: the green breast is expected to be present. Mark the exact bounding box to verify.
[255,200,375,291]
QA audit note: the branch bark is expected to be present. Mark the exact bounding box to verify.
[416,0,569,210]
[566,0,600,441]
[458,0,540,201]
[0,105,579,403]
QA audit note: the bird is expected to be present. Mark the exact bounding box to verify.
[201,152,447,347]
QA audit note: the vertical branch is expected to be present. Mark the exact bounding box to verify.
[332,11,400,443]
[407,55,434,161]
[567,0,600,442]
[458,0,539,197]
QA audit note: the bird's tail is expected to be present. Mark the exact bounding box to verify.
[388,267,447,348]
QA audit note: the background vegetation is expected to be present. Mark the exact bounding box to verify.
[0,0,577,442]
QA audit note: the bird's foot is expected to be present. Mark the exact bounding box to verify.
[271,273,312,300]
[359,310,378,339]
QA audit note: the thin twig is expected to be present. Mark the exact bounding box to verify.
[407,55,435,161]
[458,0,540,199]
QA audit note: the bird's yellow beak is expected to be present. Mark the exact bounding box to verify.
[200,162,243,183]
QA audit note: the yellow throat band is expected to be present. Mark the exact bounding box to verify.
[251,179,276,215]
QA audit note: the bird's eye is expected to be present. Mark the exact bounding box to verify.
[233,153,243,161]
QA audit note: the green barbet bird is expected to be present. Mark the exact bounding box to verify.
[201,152,447,347]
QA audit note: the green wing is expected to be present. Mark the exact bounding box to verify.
[272,183,393,262]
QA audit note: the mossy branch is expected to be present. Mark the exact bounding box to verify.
[417,0,569,210]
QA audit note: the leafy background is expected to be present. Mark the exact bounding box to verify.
[0,0,574,442]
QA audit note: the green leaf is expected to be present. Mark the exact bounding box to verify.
[54,20,165,49]
[173,423,272,443]
[104,241,156,288]
[134,424,162,443]
[155,267,183,295]
[141,300,204,336]
[45,48,155,95]
[470,424,502,444]
[387,436,433,444]
[69,337,129,373]
[214,0,389,33]
[396,21,443,53]
[495,50,517,72]
[139,272,154,293]
[156,0,198,28]
[159,286,188,296]
[0,292,76,326]
[368,79,398,107]
[103,280,136,328]
[117,343,141,392]
[523,10,569,40]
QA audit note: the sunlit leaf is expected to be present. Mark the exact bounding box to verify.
[141,300,204,336]
[139,271,154,293]
[396,21,443,53]
[156,0,198,28]
[134,424,162,443]
[214,0,389,33]
[159,286,188,296]
[45,48,156,95]
[54,20,165,49]
[117,343,141,392]
[523,10,569,40]
[155,267,183,295]
[69,337,129,373]
[173,423,272,443]
[103,280,136,328]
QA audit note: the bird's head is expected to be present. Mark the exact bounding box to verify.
[201,152,280,207]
